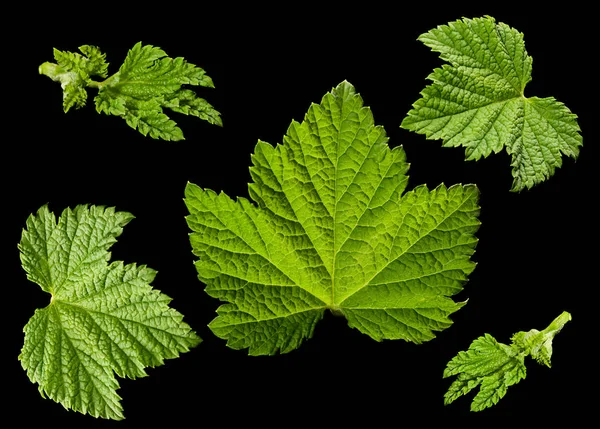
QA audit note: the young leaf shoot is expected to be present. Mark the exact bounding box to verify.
[39,42,221,140]
[185,81,481,355]
[444,311,571,411]
[401,16,582,191]
[18,205,202,420]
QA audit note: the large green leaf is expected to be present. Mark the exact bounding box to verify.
[186,81,481,355]
[19,205,201,420]
[401,16,582,191]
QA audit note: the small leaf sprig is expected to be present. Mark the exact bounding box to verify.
[443,311,571,411]
[39,42,221,140]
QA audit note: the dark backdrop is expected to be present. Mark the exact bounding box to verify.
[7,3,593,426]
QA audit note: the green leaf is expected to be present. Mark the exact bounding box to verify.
[443,311,571,411]
[40,42,221,140]
[18,205,201,420]
[185,80,481,355]
[401,16,582,192]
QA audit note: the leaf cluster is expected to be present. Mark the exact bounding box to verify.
[25,14,579,420]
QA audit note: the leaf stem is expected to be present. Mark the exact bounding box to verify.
[87,80,103,89]
[88,73,116,89]
[542,311,571,336]
[330,306,344,317]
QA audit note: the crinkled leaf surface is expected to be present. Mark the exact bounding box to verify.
[401,16,582,191]
[185,81,480,356]
[18,205,201,420]
[444,311,571,411]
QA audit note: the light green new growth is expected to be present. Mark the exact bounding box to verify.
[444,311,571,411]
[18,205,201,420]
[39,42,221,140]
[185,80,481,356]
[401,16,582,191]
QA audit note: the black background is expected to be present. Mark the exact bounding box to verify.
[7,3,594,426]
